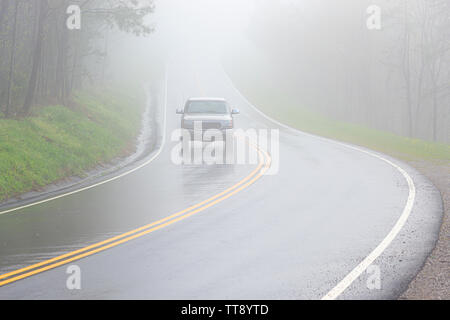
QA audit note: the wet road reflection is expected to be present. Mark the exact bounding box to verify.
[0,69,255,273]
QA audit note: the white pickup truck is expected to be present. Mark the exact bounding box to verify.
[176,97,240,141]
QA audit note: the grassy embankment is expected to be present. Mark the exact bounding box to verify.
[0,89,144,202]
[225,60,449,163]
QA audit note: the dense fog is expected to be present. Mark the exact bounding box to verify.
[0,0,448,142]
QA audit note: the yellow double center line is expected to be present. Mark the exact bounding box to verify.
[0,139,271,287]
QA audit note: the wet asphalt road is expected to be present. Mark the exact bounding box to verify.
[0,54,443,299]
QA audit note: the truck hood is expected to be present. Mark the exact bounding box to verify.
[183,114,232,121]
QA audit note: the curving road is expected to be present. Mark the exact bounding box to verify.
[0,54,443,299]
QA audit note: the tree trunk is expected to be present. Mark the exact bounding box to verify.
[68,32,81,97]
[5,0,18,118]
[402,0,413,137]
[22,0,47,115]
[0,0,10,34]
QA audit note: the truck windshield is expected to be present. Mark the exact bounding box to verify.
[186,101,228,114]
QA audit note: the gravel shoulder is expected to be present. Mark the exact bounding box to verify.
[400,160,450,300]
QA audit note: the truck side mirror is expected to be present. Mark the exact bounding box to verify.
[231,109,240,115]
[176,108,184,114]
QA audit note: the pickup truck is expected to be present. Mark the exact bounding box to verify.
[176,97,240,141]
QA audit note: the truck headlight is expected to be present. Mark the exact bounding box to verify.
[223,119,233,128]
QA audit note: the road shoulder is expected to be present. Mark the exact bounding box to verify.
[400,160,449,300]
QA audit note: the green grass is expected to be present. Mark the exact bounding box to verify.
[0,88,144,202]
[225,61,450,163]
[267,104,449,162]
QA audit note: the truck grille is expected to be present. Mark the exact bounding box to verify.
[202,122,222,130]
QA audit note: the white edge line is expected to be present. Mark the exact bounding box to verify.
[222,68,416,300]
[0,69,168,216]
